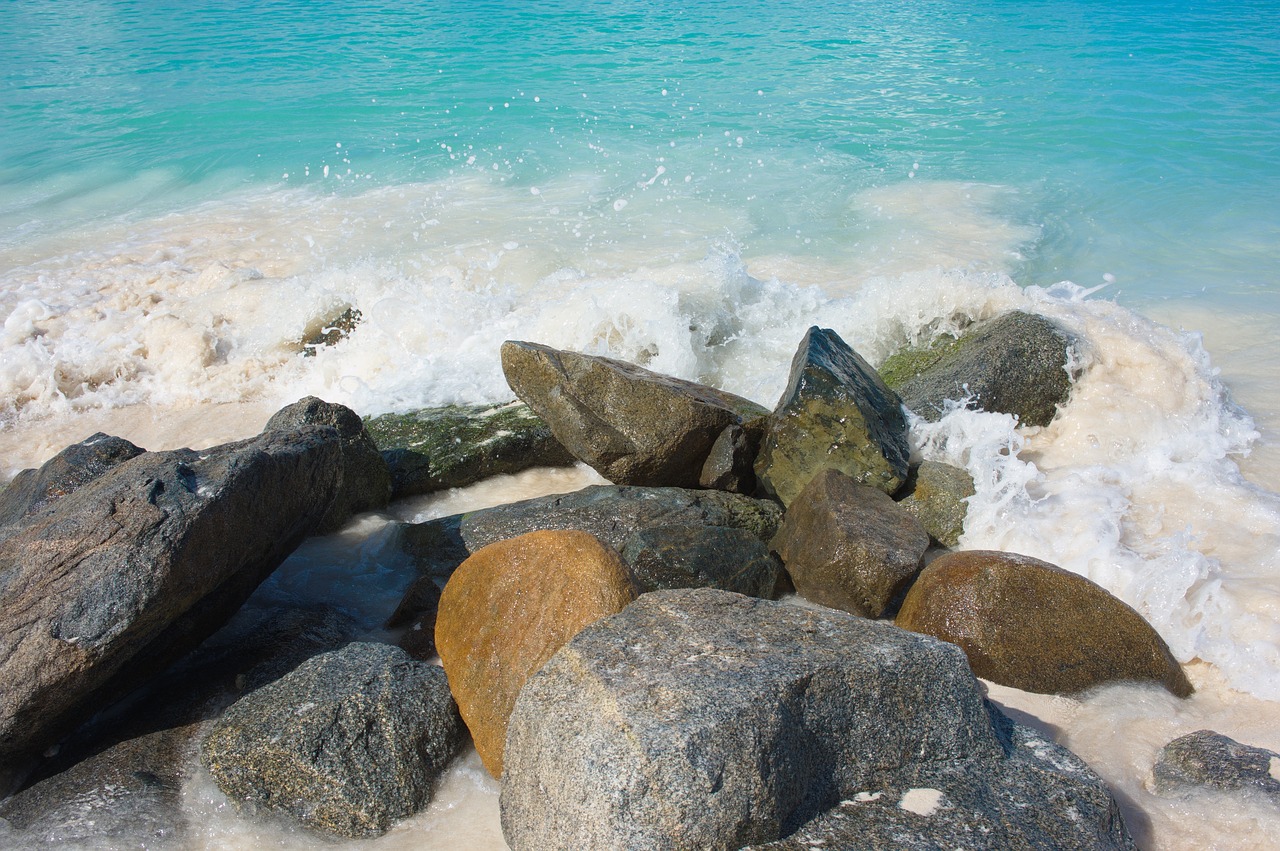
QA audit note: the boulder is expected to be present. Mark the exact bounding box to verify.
[397,483,784,579]
[435,530,636,777]
[0,604,358,845]
[895,460,975,548]
[0,422,346,795]
[364,401,576,499]
[501,340,768,487]
[770,469,929,618]
[202,642,463,839]
[754,326,910,506]
[500,590,1133,851]
[264,396,391,531]
[1152,730,1280,801]
[895,550,1192,697]
[698,422,764,494]
[744,721,1134,850]
[391,578,442,661]
[0,433,144,531]
[879,310,1076,426]
[619,524,780,597]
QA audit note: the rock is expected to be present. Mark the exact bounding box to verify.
[745,721,1134,850]
[264,396,391,532]
[364,401,576,499]
[879,310,1076,426]
[1152,730,1280,801]
[619,524,780,597]
[398,483,784,579]
[500,589,1133,851]
[0,604,358,846]
[698,422,764,494]
[501,340,768,487]
[202,642,462,839]
[754,326,910,506]
[0,433,145,532]
[0,423,345,795]
[435,530,636,777]
[770,469,929,618]
[298,305,361,356]
[896,550,1192,697]
[895,460,975,548]
[390,578,441,661]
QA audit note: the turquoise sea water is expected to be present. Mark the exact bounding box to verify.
[3,0,1278,302]
[3,2,1280,848]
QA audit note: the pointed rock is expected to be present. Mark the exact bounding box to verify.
[754,327,909,506]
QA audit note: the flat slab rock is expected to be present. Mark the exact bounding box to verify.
[500,589,1133,851]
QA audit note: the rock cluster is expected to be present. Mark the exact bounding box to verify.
[0,311,1197,847]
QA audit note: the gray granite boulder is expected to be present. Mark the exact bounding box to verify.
[0,433,144,532]
[1153,730,1280,802]
[501,340,768,487]
[754,326,910,506]
[0,421,348,797]
[897,550,1192,697]
[500,590,1132,851]
[202,642,463,838]
[619,524,780,597]
[879,311,1077,426]
[264,396,392,532]
[364,401,576,499]
[771,468,929,618]
[895,460,975,548]
[698,422,765,494]
[745,721,1134,850]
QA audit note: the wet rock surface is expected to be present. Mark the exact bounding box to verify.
[1153,730,1280,801]
[895,460,974,548]
[896,550,1192,697]
[754,326,910,506]
[619,524,780,597]
[0,433,144,531]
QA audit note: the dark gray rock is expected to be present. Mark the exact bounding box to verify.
[880,311,1077,426]
[698,423,763,494]
[500,590,1133,851]
[398,483,784,579]
[365,401,576,499]
[0,423,345,796]
[771,469,929,618]
[0,604,358,848]
[501,340,768,487]
[0,433,144,532]
[895,460,975,548]
[265,396,392,531]
[202,642,463,839]
[745,721,1134,850]
[1153,730,1280,801]
[754,326,910,506]
[619,525,780,597]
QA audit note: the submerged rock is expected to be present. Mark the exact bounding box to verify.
[501,340,768,487]
[895,460,975,548]
[1153,730,1280,802]
[880,310,1077,426]
[0,419,346,795]
[0,432,144,531]
[754,326,910,506]
[500,590,1133,851]
[364,401,576,499]
[619,524,780,597]
[896,550,1192,697]
[435,530,636,777]
[202,642,462,839]
[771,468,929,618]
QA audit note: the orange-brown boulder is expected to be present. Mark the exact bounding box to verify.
[434,529,637,777]
[895,550,1192,697]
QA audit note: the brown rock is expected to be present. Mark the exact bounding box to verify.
[434,530,637,777]
[500,340,767,487]
[896,550,1192,697]
[770,469,929,618]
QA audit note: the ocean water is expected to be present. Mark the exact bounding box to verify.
[2,0,1279,848]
